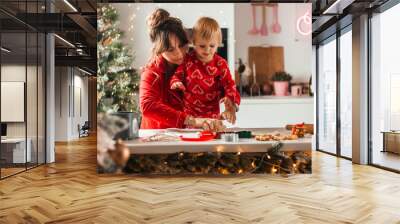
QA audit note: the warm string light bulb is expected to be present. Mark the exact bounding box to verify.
[292,163,297,173]
[271,166,278,174]
[237,152,241,155]
[219,168,229,175]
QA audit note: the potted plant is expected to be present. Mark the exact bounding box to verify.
[272,71,292,96]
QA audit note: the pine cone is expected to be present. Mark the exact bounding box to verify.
[102,37,113,46]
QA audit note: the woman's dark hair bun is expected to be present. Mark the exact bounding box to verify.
[146,8,188,55]
[147,8,170,30]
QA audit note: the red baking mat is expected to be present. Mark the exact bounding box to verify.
[179,131,216,142]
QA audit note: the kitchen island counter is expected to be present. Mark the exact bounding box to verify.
[125,128,311,154]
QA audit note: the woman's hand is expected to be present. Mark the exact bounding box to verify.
[171,81,186,91]
[185,116,225,132]
[200,118,226,132]
[219,97,237,124]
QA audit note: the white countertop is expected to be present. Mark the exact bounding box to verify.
[241,96,314,104]
[125,129,312,154]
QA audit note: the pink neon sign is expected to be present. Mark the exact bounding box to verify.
[296,11,311,36]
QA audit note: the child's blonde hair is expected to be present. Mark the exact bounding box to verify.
[192,17,222,44]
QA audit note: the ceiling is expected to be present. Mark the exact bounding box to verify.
[312,0,390,44]
[0,0,97,74]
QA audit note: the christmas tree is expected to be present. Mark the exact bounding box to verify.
[97,4,139,113]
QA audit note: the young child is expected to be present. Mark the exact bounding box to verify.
[170,17,240,124]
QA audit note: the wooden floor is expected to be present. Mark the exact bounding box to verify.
[1,167,26,178]
[1,135,400,224]
[1,164,44,178]
[373,151,400,171]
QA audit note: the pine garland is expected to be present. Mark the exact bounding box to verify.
[122,142,312,175]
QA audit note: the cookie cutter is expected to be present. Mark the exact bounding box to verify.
[221,132,239,142]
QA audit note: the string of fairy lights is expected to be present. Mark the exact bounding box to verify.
[123,141,311,175]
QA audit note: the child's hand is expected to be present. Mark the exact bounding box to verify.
[171,81,186,91]
[220,110,236,124]
[219,97,237,124]
[220,97,236,111]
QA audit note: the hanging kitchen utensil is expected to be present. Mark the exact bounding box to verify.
[272,4,281,33]
[237,58,246,95]
[248,4,259,35]
[250,63,261,96]
[259,5,268,36]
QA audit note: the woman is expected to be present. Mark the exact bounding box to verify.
[140,9,232,130]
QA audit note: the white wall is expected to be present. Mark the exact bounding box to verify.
[236,97,314,128]
[112,3,235,75]
[1,65,38,137]
[234,3,311,82]
[1,64,46,163]
[54,67,89,141]
[73,73,89,138]
[55,67,69,141]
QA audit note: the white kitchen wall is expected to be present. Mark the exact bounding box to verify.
[234,3,311,82]
[112,3,235,75]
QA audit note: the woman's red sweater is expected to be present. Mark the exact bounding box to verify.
[139,56,187,129]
